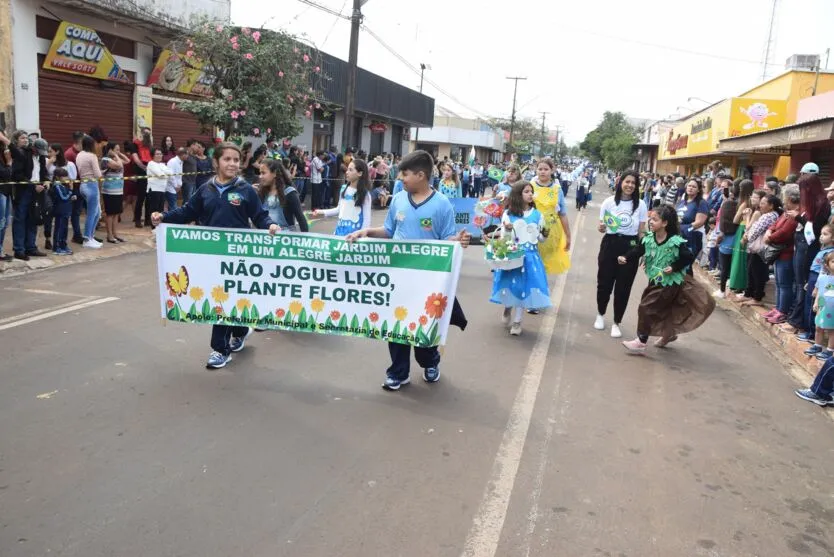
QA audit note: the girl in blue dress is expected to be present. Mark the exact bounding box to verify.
[313,158,372,236]
[437,162,462,198]
[490,180,552,336]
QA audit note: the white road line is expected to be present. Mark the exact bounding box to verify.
[0,297,119,331]
[461,211,585,557]
[0,297,98,325]
[2,287,92,297]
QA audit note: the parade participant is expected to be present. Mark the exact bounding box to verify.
[594,170,648,338]
[151,142,280,369]
[258,158,308,232]
[803,251,834,360]
[619,204,715,354]
[312,158,372,236]
[490,181,551,336]
[530,159,571,276]
[346,150,470,391]
[437,162,462,198]
[575,171,590,210]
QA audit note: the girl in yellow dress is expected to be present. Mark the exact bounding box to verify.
[530,159,571,275]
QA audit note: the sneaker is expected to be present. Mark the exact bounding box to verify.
[610,324,622,338]
[527,309,540,315]
[655,335,678,347]
[796,332,815,344]
[712,290,725,299]
[229,327,253,353]
[622,338,647,354]
[767,312,787,325]
[817,349,833,361]
[510,322,522,336]
[206,351,232,369]
[501,307,511,325]
[794,388,833,407]
[13,252,29,261]
[26,250,47,257]
[62,248,73,256]
[0,254,12,262]
[83,239,102,249]
[72,236,84,245]
[423,366,440,383]
[593,314,605,330]
[804,344,823,356]
[44,239,52,250]
[382,375,411,391]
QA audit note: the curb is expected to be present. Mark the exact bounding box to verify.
[693,266,821,381]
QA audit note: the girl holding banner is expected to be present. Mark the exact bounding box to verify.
[312,159,372,236]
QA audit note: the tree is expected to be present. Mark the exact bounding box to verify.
[168,18,329,139]
[488,116,541,154]
[580,111,638,170]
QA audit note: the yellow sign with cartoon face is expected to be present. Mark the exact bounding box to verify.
[729,98,787,138]
[146,50,212,97]
[42,21,130,82]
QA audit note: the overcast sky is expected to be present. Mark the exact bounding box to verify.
[232,0,833,144]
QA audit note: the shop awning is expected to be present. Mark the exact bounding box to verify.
[719,117,834,152]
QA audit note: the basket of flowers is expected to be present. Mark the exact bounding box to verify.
[484,236,525,271]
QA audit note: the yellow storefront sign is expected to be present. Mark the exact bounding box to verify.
[729,98,787,138]
[42,21,129,83]
[146,50,212,97]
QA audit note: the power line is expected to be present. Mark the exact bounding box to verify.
[321,0,348,47]
[296,0,349,19]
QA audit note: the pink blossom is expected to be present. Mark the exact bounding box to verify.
[303,54,310,63]
[227,95,234,101]
[253,127,260,135]
[287,95,294,103]
[231,43,239,50]
[230,111,239,120]
[293,47,299,53]
[267,128,272,134]
[216,25,223,32]
[304,110,312,118]
[242,27,251,36]
[314,66,320,73]
[244,53,253,60]
[170,103,177,109]
[278,71,284,78]
[315,103,321,109]
[185,50,194,57]
[252,31,261,43]
[240,110,246,116]
[230,35,238,43]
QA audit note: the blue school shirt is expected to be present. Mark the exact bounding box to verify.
[811,247,834,273]
[392,179,404,196]
[384,190,456,241]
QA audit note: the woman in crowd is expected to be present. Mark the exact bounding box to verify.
[192,141,213,193]
[76,135,103,249]
[713,179,739,299]
[594,170,648,338]
[101,141,130,243]
[676,178,709,270]
[762,185,798,324]
[0,133,12,261]
[728,179,754,292]
[122,141,139,221]
[742,193,782,304]
[160,136,176,163]
[146,147,172,224]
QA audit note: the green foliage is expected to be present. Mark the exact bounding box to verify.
[580,111,639,170]
[488,117,540,154]
[170,16,330,137]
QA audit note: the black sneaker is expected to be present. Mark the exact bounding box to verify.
[44,239,52,250]
[423,366,440,383]
[13,252,29,261]
[795,388,833,407]
[72,237,84,245]
[26,250,47,257]
[805,344,823,356]
[0,254,12,262]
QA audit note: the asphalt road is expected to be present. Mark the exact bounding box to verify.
[3,179,834,557]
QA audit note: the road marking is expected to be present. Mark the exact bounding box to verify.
[2,287,92,297]
[0,297,119,331]
[461,210,584,557]
[0,297,98,325]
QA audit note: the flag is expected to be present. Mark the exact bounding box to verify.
[468,146,476,167]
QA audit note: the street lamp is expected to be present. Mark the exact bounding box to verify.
[687,96,714,106]
[676,106,695,114]
[415,63,431,144]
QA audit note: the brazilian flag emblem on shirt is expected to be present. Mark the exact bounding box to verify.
[420,217,433,230]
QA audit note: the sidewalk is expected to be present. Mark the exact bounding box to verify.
[694,265,822,381]
[0,215,155,277]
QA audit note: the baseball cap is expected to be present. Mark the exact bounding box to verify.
[801,162,820,174]
[33,138,48,156]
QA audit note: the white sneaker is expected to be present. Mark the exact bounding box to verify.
[712,290,725,299]
[610,324,622,338]
[510,322,522,336]
[593,314,605,330]
[83,239,102,249]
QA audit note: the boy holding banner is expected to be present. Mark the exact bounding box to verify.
[151,142,280,369]
[347,150,470,391]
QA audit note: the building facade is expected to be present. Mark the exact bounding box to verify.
[409,108,504,163]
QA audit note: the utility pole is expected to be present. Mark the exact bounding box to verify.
[538,111,549,157]
[505,76,527,150]
[414,63,429,145]
[341,0,364,151]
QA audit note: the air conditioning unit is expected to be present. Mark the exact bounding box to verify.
[786,54,820,71]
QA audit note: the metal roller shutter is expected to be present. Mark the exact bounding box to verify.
[152,99,213,147]
[38,66,133,146]
[812,146,833,186]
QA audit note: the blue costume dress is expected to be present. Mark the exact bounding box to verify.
[490,208,552,310]
[323,184,371,236]
[438,179,462,198]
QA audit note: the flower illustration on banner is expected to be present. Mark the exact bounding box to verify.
[424,293,448,319]
[311,298,325,313]
[288,300,303,315]
[236,298,251,311]
[369,312,379,323]
[275,308,286,319]
[330,310,341,321]
[166,299,175,310]
[419,315,428,326]
[189,286,205,302]
[211,285,229,304]
[394,306,408,322]
[408,322,416,331]
[214,305,224,315]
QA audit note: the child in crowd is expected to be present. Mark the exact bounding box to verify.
[312,159,372,236]
[258,158,308,232]
[490,181,551,336]
[619,204,715,354]
[795,353,834,406]
[371,182,391,209]
[804,249,834,360]
[437,162,462,198]
[799,224,834,343]
[151,142,280,369]
[50,167,75,255]
[346,150,470,391]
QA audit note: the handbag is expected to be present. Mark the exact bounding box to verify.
[760,243,787,265]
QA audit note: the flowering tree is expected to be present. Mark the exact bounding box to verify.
[170,18,328,139]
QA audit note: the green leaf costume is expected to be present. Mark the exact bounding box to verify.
[642,232,687,287]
